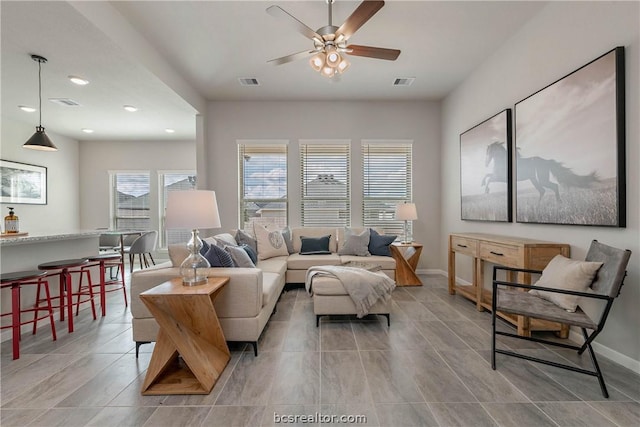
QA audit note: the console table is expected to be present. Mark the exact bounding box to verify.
[140,277,230,395]
[448,233,570,337]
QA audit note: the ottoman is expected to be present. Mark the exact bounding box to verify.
[311,275,391,327]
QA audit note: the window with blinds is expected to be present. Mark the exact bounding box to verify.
[238,143,288,231]
[362,141,412,236]
[111,172,151,231]
[159,171,197,247]
[300,142,350,227]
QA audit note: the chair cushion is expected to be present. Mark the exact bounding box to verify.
[498,289,597,329]
[529,255,603,312]
[256,256,288,275]
[338,228,371,256]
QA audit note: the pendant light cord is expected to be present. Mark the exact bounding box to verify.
[38,58,42,128]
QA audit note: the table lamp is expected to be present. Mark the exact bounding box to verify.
[166,190,221,286]
[395,202,418,244]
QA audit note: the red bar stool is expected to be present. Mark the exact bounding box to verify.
[79,253,127,317]
[0,270,57,360]
[37,258,94,333]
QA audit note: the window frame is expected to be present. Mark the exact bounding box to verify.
[238,140,289,231]
[299,140,351,228]
[108,170,152,231]
[362,140,413,237]
[157,170,197,248]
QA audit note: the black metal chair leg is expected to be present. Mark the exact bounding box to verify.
[491,288,497,370]
[582,328,609,398]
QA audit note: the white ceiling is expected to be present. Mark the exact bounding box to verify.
[1,1,546,142]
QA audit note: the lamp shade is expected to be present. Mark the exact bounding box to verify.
[395,203,418,221]
[23,126,57,151]
[165,190,221,229]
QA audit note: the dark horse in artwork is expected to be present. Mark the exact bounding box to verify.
[482,141,599,202]
[481,141,508,193]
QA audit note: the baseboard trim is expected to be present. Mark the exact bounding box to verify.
[448,273,640,375]
[569,330,640,374]
[416,268,447,275]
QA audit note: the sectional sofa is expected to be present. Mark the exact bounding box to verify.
[131,227,396,356]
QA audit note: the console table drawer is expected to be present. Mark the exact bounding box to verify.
[450,236,477,257]
[479,241,520,266]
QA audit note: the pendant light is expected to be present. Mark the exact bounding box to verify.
[23,54,57,151]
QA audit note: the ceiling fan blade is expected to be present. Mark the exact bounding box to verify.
[346,44,400,61]
[267,5,323,42]
[268,49,317,66]
[336,0,385,41]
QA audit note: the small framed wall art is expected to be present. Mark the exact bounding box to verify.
[0,159,48,205]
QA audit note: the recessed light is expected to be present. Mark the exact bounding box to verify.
[123,105,138,112]
[18,105,36,112]
[81,128,94,134]
[165,128,176,133]
[68,75,89,85]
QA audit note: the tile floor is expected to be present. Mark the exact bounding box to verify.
[1,274,639,426]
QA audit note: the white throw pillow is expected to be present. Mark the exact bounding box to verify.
[529,255,603,312]
[254,224,289,260]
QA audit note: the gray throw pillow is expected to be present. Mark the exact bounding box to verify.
[235,229,257,254]
[282,226,295,254]
[338,228,371,256]
[225,245,256,268]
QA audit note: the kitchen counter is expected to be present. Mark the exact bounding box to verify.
[0,230,101,246]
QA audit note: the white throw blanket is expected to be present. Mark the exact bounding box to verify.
[305,266,396,318]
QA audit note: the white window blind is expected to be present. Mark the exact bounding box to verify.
[238,143,288,231]
[159,172,197,247]
[362,142,412,236]
[111,172,151,231]
[300,142,350,227]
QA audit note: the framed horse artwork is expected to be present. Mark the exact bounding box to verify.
[515,47,625,227]
[459,109,512,222]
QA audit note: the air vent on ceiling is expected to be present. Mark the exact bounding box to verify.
[49,98,82,106]
[238,78,260,86]
[393,77,415,87]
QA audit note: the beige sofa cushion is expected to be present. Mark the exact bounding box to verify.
[291,227,337,253]
[287,253,341,270]
[262,272,284,308]
[339,255,396,270]
[256,256,288,275]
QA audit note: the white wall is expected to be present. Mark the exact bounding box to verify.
[0,117,80,233]
[78,140,196,233]
[206,101,441,270]
[441,2,640,368]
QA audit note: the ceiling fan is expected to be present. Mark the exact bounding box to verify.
[267,0,400,78]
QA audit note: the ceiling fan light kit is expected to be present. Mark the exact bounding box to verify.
[267,0,400,79]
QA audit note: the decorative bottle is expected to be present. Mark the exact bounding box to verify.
[4,207,19,233]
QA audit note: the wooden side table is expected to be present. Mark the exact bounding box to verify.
[140,277,230,395]
[390,242,423,286]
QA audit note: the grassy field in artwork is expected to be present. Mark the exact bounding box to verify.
[517,178,619,225]
[461,191,509,222]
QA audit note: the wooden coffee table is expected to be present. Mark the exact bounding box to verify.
[140,277,230,395]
